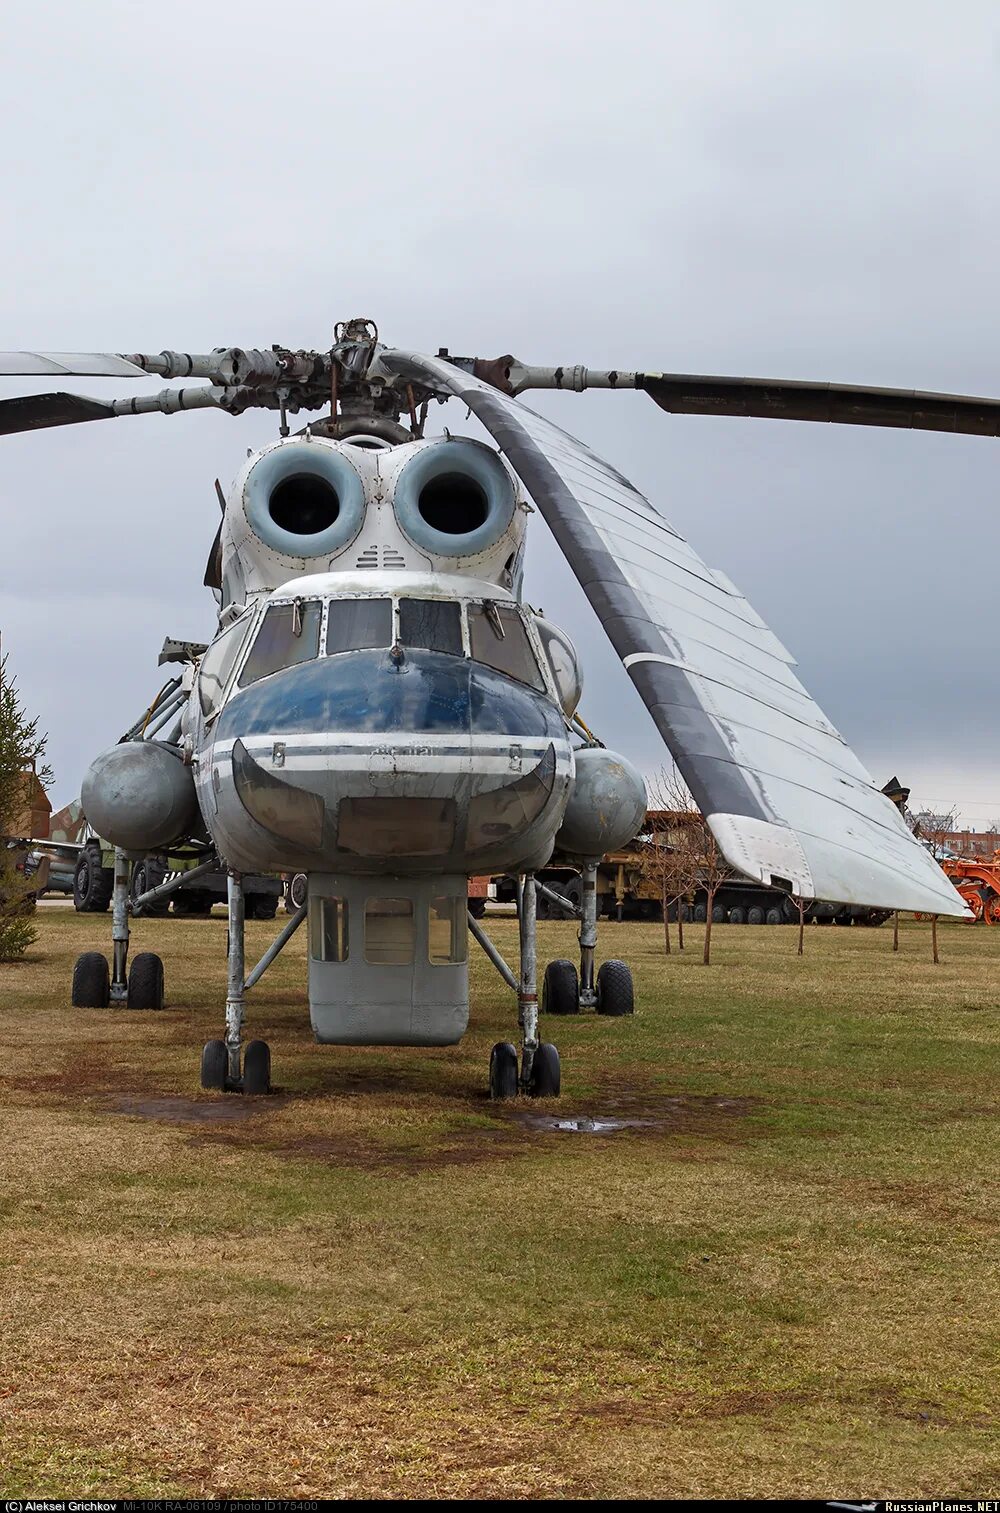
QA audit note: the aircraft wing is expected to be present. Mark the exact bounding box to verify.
[381,349,968,916]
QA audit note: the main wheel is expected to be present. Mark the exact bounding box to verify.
[746,905,765,926]
[712,902,726,923]
[72,951,110,1007]
[127,951,164,1010]
[729,905,746,925]
[542,958,579,1015]
[529,1042,561,1098]
[200,1039,227,1090]
[489,1041,519,1100]
[596,959,634,1016]
[765,907,783,926]
[242,1039,271,1094]
[73,850,113,913]
[468,897,487,919]
[248,894,279,920]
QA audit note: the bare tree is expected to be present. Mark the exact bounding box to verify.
[640,767,704,955]
[691,818,736,966]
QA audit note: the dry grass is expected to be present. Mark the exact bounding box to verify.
[0,906,998,1498]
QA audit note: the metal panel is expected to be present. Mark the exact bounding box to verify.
[381,348,967,916]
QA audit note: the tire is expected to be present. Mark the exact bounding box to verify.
[489,1041,519,1100]
[729,905,746,925]
[529,1042,561,1098]
[693,903,707,923]
[596,959,634,1017]
[201,1039,227,1090]
[542,958,579,1015]
[130,859,169,917]
[765,907,783,926]
[72,950,110,1007]
[127,951,164,1010]
[747,905,765,926]
[242,1039,271,1095]
[712,903,726,923]
[468,898,487,920]
[562,877,583,911]
[73,850,113,913]
[248,894,279,921]
[535,890,554,921]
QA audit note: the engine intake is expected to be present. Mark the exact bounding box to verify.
[393,439,516,558]
[244,440,366,558]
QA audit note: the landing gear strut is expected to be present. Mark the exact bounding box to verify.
[71,846,164,1011]
[488,870,560,1099]
[540,859,635,1018]
[201,870,272,1094]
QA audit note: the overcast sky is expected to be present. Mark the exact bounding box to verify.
[2,0,999,826]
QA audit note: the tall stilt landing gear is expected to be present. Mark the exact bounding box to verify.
[541,860,635,1018]
[487,871,560,1100]
[201,870,272,1094]
[71,847,165,1011]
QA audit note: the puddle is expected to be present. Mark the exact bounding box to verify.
[112,1095,284,1125]
[513,1094,758,1137]
[520,1115,651,1134]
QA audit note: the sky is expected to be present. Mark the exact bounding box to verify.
[1,0,999,826]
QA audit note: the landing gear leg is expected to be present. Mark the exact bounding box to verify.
[578,859,599,1011]
[110,846,130,1005]
[202,870,270,1093]
[518,871,559,1098]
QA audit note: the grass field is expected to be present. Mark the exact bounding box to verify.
[0,906,997,1499]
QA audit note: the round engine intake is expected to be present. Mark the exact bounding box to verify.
[393,438,516,558]
[244,440,366,559]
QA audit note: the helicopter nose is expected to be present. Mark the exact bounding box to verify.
[205,648,572,874]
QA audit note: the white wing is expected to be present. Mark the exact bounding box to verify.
[383,349,967,917]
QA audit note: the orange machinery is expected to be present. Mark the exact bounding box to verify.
[941,852,1000,924]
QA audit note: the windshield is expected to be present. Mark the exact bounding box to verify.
[237,599,322,688]
[398,598,463,656]
[326,598,392,655]
[468,603,546,691]
[199,611,254,716]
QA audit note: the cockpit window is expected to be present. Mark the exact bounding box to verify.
[468,603,546,691]
[199,611,254,717]
[237,599,322,688]
[326,597,392,655]
[398,598,463,656]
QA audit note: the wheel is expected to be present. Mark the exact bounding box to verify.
[287,872,308,912]
[983,894,1000,926]
[248,894,279,920]
[765,907,783,925]
[242,1039,271,1094]
[73,849,113,913]
[693,902,707,923]
[71,951,110,1007]
[489,1041,519,1100]
[542,958,579,1015]
[712,903,726,923]
[529,1042,561,1098]
[468,897,487,919]
[746,905,765,926]
[729,905,746,925]
[130,859,169,917]
[200,1038,227,1090]
[596,959,634,1016]
[562,877,583,911]
[535,889,554,921]
[127,951,164,1010]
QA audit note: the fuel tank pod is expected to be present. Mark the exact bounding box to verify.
[555,746,647,860]
[81,741,199,853]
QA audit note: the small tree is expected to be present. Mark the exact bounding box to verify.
[640,767,702,954]
[691,818,735,966]
[0,652,52,961]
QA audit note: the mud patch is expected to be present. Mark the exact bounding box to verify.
[112,1094,288,1125]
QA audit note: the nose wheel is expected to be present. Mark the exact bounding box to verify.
[489,1038,560,1100]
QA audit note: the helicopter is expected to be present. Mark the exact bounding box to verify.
[0,317,974,1099]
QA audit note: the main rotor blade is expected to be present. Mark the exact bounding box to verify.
[0,351,149,378]
[637,373,1000,437]
[0,391,116,435]
[380,346,968,918]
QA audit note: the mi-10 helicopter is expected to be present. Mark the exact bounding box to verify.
[0,318,975,1098]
